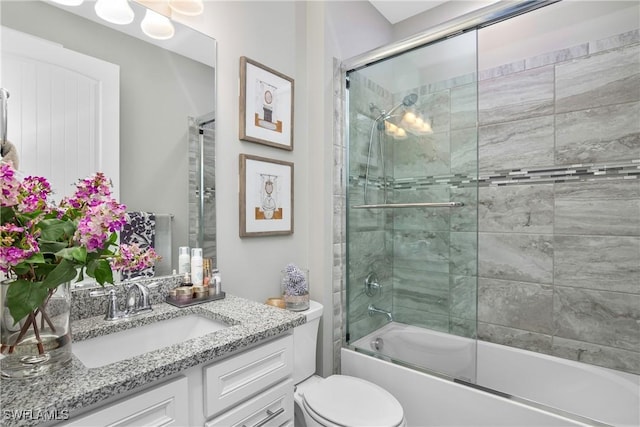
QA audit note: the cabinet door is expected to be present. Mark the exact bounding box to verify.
[204,335,293,418]
[61,376,189,427]
[205,379,293,427]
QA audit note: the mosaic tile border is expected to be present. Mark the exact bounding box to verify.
[349,159,640,191]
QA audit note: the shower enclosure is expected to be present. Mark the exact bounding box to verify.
[346,28,479,381]
[343,0,639,424]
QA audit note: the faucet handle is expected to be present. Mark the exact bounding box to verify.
[105,289,123,320]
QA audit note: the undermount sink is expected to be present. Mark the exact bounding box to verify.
[72,314,229,368]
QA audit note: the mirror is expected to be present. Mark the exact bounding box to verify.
[0,0,216,280]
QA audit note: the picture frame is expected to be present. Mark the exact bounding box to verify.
[239,154,294,237]
[239,56,294,151]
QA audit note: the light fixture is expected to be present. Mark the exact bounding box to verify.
[141,9,175,40]
[50,0,84,5]
[385,121,398,136]
[169,0,203,16]
[393,127,407,140]
[95,0,134,25]
[420,122,433,134]
[401,111,417,125]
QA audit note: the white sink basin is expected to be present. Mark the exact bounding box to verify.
[72,314,228,368]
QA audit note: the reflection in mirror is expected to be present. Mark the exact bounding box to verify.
[0,0,216,283]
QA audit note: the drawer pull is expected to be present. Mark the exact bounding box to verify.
[243,408,285,427]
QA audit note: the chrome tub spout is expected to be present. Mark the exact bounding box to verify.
[368,304,393,322]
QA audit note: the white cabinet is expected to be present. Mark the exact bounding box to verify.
[61,376,189,427]
[60,333,294,427]
[205,379,293,427]
[204,334,293,418]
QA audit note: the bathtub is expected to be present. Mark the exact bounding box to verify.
[348,322,639,427]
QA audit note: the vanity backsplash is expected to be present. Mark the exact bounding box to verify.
[70,275,183,321]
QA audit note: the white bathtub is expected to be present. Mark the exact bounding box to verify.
[349,322,640,427]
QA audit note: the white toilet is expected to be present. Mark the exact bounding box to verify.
[293,300,407,427]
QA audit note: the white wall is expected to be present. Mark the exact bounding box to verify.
[479,0,640,70]
[175,1,309,305]
[174,0,393,376]
[391,0,498,41]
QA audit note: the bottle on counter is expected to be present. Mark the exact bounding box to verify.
[191,248,204,286]
[212,269,222,295]
[178,246,190,275]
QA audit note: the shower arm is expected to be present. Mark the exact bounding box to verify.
[363,94,418,205]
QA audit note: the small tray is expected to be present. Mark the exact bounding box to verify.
[165,291,226,308]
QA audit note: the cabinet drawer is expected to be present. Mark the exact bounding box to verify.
[205,379,293,427]
[61,376,189,427]
[204,334,293,418]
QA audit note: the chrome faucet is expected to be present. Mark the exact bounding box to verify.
[368,304,393,322]
[102,282,153,321]
[125,282,152,314]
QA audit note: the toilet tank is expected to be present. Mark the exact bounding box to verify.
[293,300,323,384]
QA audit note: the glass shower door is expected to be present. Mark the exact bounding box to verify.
[345,30,479,382]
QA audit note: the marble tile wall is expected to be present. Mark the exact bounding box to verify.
[476,29,640,375]
[335,30,640,375]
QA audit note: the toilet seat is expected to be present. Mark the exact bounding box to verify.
[301,375,405,427]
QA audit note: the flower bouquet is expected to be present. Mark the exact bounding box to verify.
[0,163,159,377]
[281,263,309,311]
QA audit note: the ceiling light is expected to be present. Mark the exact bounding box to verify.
[95,0,134,25]
[141,9,175,40]
[169,0,203,16]
[50,0,84,5]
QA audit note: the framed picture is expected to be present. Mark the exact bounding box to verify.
[239,56,294,151]
[239,154,294,237]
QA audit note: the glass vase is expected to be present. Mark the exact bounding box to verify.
[0,281,72,379]
[281,268,310,311]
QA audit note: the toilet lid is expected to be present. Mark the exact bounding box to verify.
[302,375,404,427]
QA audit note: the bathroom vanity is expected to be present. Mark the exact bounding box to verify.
[0,293,305,426]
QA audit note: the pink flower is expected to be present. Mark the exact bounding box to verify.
[0,163,20,207]
[19,176,52,213]
[74,199,127,252]
[0,224,39,272]
[110,243,160,272]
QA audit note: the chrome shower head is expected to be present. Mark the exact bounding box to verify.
[383,93,419,118]
[402,93,418,107]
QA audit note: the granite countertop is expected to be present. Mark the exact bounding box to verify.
[0,294,305,426]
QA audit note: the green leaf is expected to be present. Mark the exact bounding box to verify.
[39,241,69,254]
[41,259,78,289]
[25,253,46,264]
[5,280,49,324]
[37,219,76,241]
[107,232,118,245]
[33,263,56,279]
[56,246,87,264]
[87,259,114,285]
[1,206,16,223]
[12,262,32,276]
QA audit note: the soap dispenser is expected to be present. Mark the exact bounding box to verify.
[191,248,203,286]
